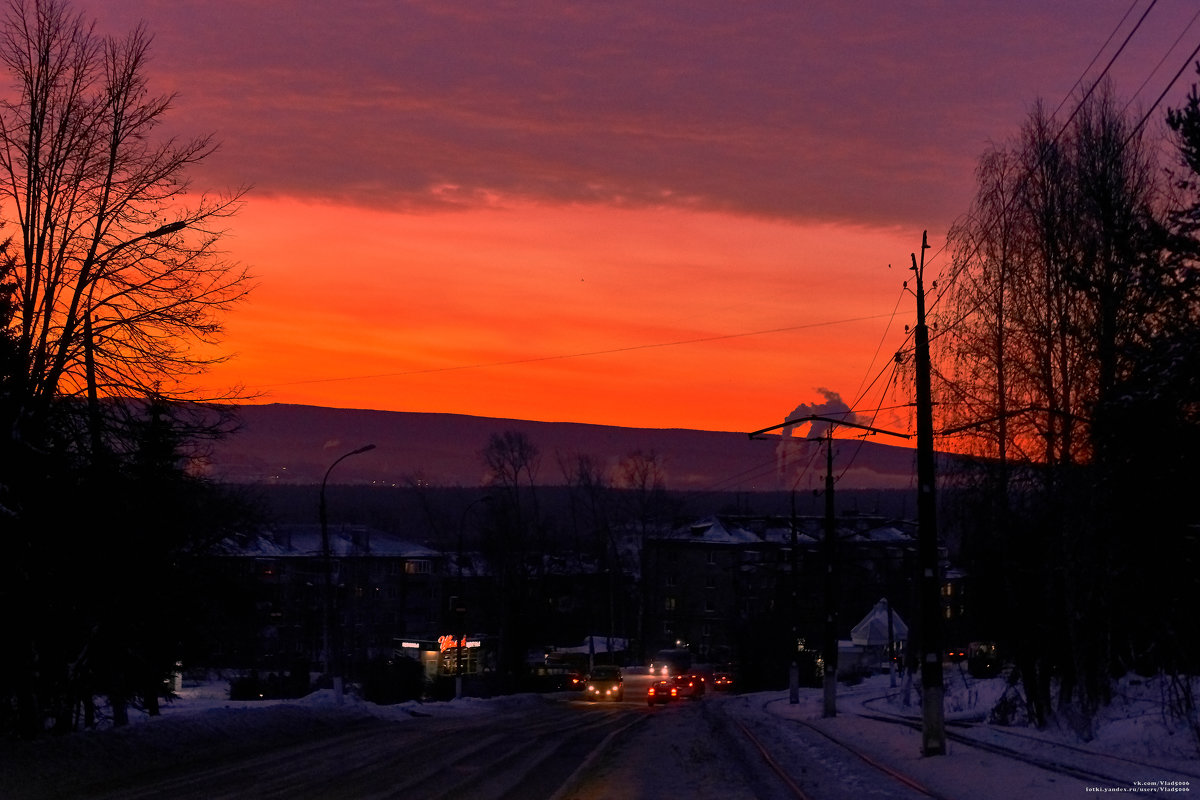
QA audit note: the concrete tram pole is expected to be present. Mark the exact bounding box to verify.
[912,231,947,756]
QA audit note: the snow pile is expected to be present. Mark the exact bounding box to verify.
[864,670,1200,762]
[2,679,549,799]
[1090,676,1200,762]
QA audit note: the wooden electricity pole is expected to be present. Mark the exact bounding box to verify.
[912,230,947,756]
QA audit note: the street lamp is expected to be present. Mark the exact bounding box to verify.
[320,443,376,705]
[84,219,189,459]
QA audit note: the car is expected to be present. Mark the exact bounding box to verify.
[646,678,678,705]
[712,672,734,692]
[584,665,624,701]
[674,672,706,699]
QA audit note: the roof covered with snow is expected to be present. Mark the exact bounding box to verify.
[850,598,909,645]
[675,516,764,545]
[224,524,441,560]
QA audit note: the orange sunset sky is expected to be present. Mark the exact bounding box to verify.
[96,1,1197,433]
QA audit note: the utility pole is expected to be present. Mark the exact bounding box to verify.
[788,488,800,705]
[821,428,838,718]
[750,415,908,719]
[912,230,947,756]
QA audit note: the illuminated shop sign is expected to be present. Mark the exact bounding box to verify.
[438,635,481,652]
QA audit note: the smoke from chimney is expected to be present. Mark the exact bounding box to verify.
[776,388,859,484]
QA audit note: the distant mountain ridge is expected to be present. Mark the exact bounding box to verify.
[199,403,924,492]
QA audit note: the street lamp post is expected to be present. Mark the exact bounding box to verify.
[320,444,376,705]
[84,220,189,460]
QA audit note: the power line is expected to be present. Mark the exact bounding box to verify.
[1124,37,1200,147]
[1121,3,1200,120]
[696,5,1176,497]
[1051,0,1149,121]
[254,312,897,389]
[921,0,1169,326]
[710,4,1178,495]
[850,286,906,412]
[1056,0,1161,138]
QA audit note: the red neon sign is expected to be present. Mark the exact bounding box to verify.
[438,635,480,652]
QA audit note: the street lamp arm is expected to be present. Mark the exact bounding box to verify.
[321,443,377,492]
[94,220,189,264]
[748,415,910,440]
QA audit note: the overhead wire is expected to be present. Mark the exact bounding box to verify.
[921,0,1167,330]
[1124,36,1200,147]
[849,0,1185,480]
[253,312,897,389]
[1051,0,1146,121]
[849,286,907,412]
[681,2,1174,501]
[1120,3,1200,121]
[699,0,1182,495]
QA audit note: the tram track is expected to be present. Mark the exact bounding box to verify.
[732,719,816,800]
[709,697,946,800]
[860,683,1200,788]
[729,688,1196,800]
[731,699,952,800]
[850,707,1198,796]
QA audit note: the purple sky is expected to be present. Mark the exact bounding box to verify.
[104,1,1195,225]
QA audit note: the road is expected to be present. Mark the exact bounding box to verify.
[560,678,937,800]
[8,674,797,800]
[12,697,637,800]
[10,674,1195,799]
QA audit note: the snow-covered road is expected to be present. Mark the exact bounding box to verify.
[4,672,1197,799]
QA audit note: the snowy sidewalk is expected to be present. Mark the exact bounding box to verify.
[760,674,1198,799]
